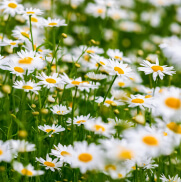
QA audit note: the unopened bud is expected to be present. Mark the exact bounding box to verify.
[75,63,80,68]
[90,39,96,45]
[133,114,145,125]
[114,109,119,115]
[18,130,28,138]
[32,111,39,116]
[62,33,67,38]
[2,85,11,94]
[31,104,36,108]
[40,108,49,115]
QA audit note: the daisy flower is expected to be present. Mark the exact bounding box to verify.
[20,7,43,17]
[113,77,132,88]
[107,49,131,63]
[138,58,176,81]
[86,72,107,81]
[127,94,154,110]
[90,54,109,67]
[84,117,116,137]
[13,80,41,94]
[0,38,21,49]
[38,124,65,137]
[36,72,62,88]
[50,143,73,163]
[50,104,72,115]
[9,140,35,153]
[70,141,104,173]
[95,96,124,107]
[103,59,132,78]
[13,161,44,176]
[160,174,181,182]
[42,17,67,27]
[12,26,30,41]
[0,0,24,17]
[0,140,12,162]
[67,114,93,126]
[36,154,63,172]
[26,16,44,28]
[85,46,104,54]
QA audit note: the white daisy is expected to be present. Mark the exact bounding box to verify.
[86,72,107,81]
[0,38,21,49]
[12,26,30,41]
[42,17,67,27]
[20,7,43,17]
[0,140,12,162]
[50,104,72,115]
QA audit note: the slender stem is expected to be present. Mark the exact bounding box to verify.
[103,75,117,104]
[71,86,78,144]
[29,15,34,51]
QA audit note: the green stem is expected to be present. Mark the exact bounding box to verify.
[103,75,117,104]
[29,15,34,51]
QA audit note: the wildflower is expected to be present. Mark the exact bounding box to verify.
[86,72,107,81]
[36,154,63,172]
[0,140,12,162]
[12,27,30,41]
[20,7,43,17]
[138,58,175,81]
[0,38,21,49]
[38,124,65,137]
[43,17,67,27]
[160,174,181,182]
[85,46,104,54]
[13,161,44,176]
[50,104,72,115]
[13,80,41,94]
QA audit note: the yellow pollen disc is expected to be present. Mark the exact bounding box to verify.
[114,56,122,60]
[26,11,35,14]
[163,132,167,136]
[104,164,116,171]
[14,67,24,73]
[48,22,58,26]
[114,67,124,74]
[78,153,93,163]
[46,78,56,84]
[99,61,105,65]
[18,57,33,64]
[129,77,135,81]
[10,42,16,45]
[118,82,125,87]
[45,129,55,133]
[165,97,181,109]
[145,95,152,98]
[97,8,103,14]
[81,81,89,84]
[118,173,123,178]
[94,124,105,132]
[44,161,55,167]
[8,2,17,8]
[131,98,144,104]
[167,122,181,134]
[84,55,90,61]
[31,17,38,23]
[21,169,33,176]
[151,65,163,72]
[38,49,43,52]
[0,150,3,155]
[86,50,95,54]
[95,63,99,67]
[0,36,2,39]
[142,136,158,146]
[76,120,86,124]
[132,166,136,170]
[22,85,33,90]
[61,151,71,156]
[119,149,133,160]
[159,89,164,93]
[71,81,81,85]
[21,32,29,38]
[57,111,64,114]
[105,100,114,104]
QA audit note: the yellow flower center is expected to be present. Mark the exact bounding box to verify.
[165,97,181,109]
[151,65,164,72]
[104,164,116,171]
[167,122,181,134]
[10,42,16,45]
[163,132,167,136]
[26,11,35,14]
[99,61,105,65]
[45,129,55,133]
[14,67,24,73]
[145,95,152,98]
[48,22,58,26]
[86,50,95,54]
[44,161,55,167]
[114,56,122,60]
[94,124,105,132]
[61,151,71,156]
[71,81,81,85]
[21,169,33,176]
[18,57,33,64]
[97,8,104,14]
[57,111,63,114]
[83,55,90,61]
[105,100,114,105]
[21,32,29,38]
[142,135,158,146]
[0,150,3,155]
[114,67,124,74]
[31,17,38,23]
[76,120,86,124]
[22,85,33,90]
[8,2,17,9]
[118,82,125,87]
[118,173,123,178]
[46,78,56,84]
[119,149,133,160]
[78,153,93,163]
[131,98,144,104]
